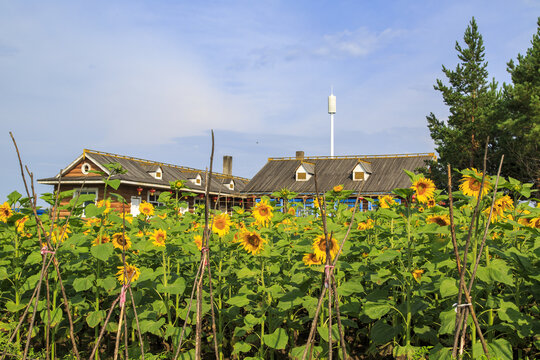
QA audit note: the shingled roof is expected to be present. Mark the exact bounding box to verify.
[38,149,249,196]
[242,153,435,195]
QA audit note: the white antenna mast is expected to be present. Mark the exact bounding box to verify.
[328,87,336,157]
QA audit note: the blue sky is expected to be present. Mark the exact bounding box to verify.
[1,1,538,203]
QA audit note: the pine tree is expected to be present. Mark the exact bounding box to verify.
[498,18,540,187]
[426,17,500,187]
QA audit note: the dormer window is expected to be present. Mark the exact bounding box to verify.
[296,162,314,182]
[352,161,371,181]
[190,174,202,186]
[226,180,235,190]
[148,166,163,180]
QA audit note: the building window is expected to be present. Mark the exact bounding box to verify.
[297,172,307,180]
[354,172,365,180]
[74,187,98,216]
[81,162,92,175]
[148,191,163,207]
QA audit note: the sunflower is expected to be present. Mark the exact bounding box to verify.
[15,216,29,233]
[213,213,232,236]
[357,219,374,231]
[239,230,266,255]
[92,234,111,246]
[426,214,451,226]
[194,234,203,251]
[112,232,132,250]
[116,262,141,284]
[313,197,322,209]
[333,184,343,193]
[378,195,397,209]
[303,253,322,266]
[0,202,13,222]
[312,234,339,262]
[49,225,71,244]
[426,198,436,208]
[486,195,514,223]
[412,269,424,282]
[459,168,491,198]
[252,199,274,226]
[97,199,111,214]
[287,207,296,216]
[151,229,167,247]
[139,201,154,217]
[411,177,436,203]
[529,217,540,229]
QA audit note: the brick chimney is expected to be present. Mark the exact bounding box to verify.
[296,151,305,160]
[223,156,232,176]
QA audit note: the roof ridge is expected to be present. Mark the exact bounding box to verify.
[268,152,436,161]
[83,149,250,181]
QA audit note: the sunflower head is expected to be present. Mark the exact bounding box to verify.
[357,219,374,231]
[459,168,492,198]
[116,263,141,284]
[287,207,296,216]
[426,214,450,226]
[213,213,232,236]
[151,229,167,247]
[411,177,436,203]
[239,230,266,255]
[412,269,424,282]
[486,195,514,223]
[193,234,203,251]
[139,202,155,217]
[312,234,339,262]
[303,253,322,266]
[378,195,397,209]
[92,234,111,246]
[333,184,344,193]
[97,199,111,214]
[252,199,274,226]
[0,202,12,222]
[112,232,132,250]
[15,216,29,233]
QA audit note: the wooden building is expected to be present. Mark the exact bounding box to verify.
[242,151,436,210]
[38,149,250,215]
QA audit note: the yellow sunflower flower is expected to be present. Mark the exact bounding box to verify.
[485,195,514,223]
[303,253,322,266]
[378,195,397,209]
[151,229,167,247]
[412,269,424,282]
[139,201,154,217]
[411,177,436,203]
[333,184,343,193]
[48,225,71,244]
[97,199,111,214]
[92,234,111,246]
[426,198,436,208]
[212,213,232,236]
[112,232,131,250]
[459,168,491,198]
[426,214,451,226]
[287,207,296,216]
[239,230,267,255]
[312,234,339,262]
[194,234,203,251]
[252,199,274,226]
[529,217,540,229]
[0,202,13,222]
[357,219,374,231]
[15,216,29,233]
[116,263,141,284]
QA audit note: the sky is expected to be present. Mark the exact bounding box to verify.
[1,1,539,204]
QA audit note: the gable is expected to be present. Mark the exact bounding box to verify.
[63,158,102,178]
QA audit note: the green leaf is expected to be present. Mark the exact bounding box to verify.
[372,250,400,264]
[440,278,459,298]
[158,277,186,295]
[438,309,457,335]
[232,342,252,354]
[338,281,364,296]
[363,301,391,319]
[84,203,102,218]
[86,310,105,328]
[226,295,250,307]
[41,307,63,327]
[6,301,26,313]
[73,275,95,292]
[0,267,8,280]
[371,320,395,345]
[90,243,113,261]
[7,191,22,205]
[25,251,43,265]
[104,179,121,190]
[316,324,339,342]
[138,318,166,335]
[262,327,288,350]
[109,192,126,203]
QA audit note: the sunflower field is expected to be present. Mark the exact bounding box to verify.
[0,168,539,360]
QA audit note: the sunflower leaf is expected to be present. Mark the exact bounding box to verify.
[262,327,288,350]
[90,243,113,261]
